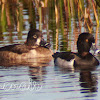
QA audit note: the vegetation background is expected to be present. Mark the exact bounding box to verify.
[0,0,100,51]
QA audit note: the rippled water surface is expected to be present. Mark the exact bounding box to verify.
[0,0,100,100]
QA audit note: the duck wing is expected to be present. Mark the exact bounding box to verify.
[0,44,31,54]
[53,52,75,61]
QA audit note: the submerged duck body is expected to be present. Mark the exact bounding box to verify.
[0,29,53,60]
[53,33,99,70]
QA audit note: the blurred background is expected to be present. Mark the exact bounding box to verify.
[0,0,100,52]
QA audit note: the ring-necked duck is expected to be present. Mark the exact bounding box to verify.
[53,32,100,70]
[0,29,53,60]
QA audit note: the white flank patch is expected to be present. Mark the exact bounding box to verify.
[56,57,75,70]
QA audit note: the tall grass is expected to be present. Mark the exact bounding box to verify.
[0,0,99,50]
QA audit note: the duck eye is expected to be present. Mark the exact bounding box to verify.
[85,39,88,42]
[33,35,37,38]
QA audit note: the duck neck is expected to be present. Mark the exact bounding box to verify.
[78,52,89,57]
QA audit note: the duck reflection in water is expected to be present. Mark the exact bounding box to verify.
[55,64,98,94]
[29,66,47,82]
[0,56,52,67]
[80,70,98,93]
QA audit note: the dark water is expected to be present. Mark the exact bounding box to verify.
[0,0,100,100]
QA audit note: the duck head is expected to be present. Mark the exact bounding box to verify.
[25,29,51,48]
[25,29,42,46]
[77,32,99,56]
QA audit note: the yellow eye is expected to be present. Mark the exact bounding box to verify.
[33,35,37,38]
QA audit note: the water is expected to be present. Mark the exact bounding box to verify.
[0,66,100,100]
[0,0,100,100]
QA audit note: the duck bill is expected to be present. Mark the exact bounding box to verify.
[40,38,51,48]
[91,43,100,54]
